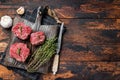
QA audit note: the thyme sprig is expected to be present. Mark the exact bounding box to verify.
[27,37,56,72]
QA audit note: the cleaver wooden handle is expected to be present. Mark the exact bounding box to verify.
[52,54,59,75]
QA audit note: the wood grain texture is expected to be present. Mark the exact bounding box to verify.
[61,44,120,61]
[0,0,120,80]
[62,19,120,30]
[0,27,9,41]
[43,62,120,80]
[0,65,26,80]
[0,42,8,52]
[62,19,120,45]
[1,0,120,18]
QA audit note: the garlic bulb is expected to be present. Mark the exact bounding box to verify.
[0,15,13,28]
[16,6,25,15]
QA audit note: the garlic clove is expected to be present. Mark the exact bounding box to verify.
[16,6,25,15]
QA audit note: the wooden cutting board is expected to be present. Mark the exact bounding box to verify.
[3,13,58,74]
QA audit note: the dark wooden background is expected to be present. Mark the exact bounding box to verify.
[0,0,120,80]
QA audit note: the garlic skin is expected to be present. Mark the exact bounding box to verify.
[0,15,13,28]
[16,6,25,15]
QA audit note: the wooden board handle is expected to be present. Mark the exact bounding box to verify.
[52,54,59,75]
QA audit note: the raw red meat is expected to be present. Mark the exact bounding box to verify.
[9,43,30,62]
[30,31,45,45]
[12,22,32,40]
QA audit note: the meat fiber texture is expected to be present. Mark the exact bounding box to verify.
[30,31,45,45]
[3,16,58,74]
[10,43,30,62]
[12,22,32,40]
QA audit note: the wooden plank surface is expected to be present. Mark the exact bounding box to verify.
[61,44,120,61]
[0,0,120,80]
[67,19,120,30]
[42,62,120,80]
[62,19,120,45]
[1,0,120,18]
